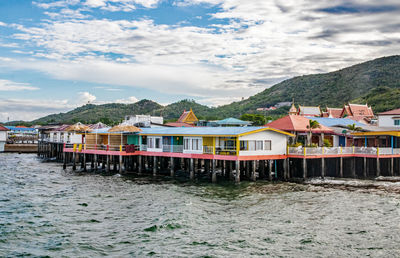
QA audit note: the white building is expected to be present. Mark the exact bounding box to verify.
[378,108,400,127]
[0,125,9,152]
[124,115,164,127]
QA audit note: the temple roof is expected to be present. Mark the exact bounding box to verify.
[266,115,333,133]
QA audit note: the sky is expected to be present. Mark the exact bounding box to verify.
[0,0,399,122]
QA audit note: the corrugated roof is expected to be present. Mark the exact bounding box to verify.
[165,122,195,127]
[298,106,321,116]
[216,118,251,125]
[5,126,36,132]
[305,117,364,127]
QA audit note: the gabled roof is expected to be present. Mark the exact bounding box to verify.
[0,125,9,131]
[324,107,342,118]
[266,115,333,133]
[341,103,374,118]
[177,108,198,124]
[216,118,251,125]
[139,126,294,137]
[298,105,321,116]
[378,108,400,115]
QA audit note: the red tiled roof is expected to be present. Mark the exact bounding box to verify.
[165,122,195,127]
[177,111,191,123]
[378,108,400,115]
[0,125,9,131]
[265,115,333,133]
[342,104,374,118]
[326,108,342,118]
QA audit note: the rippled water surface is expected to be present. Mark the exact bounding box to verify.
[1,153,400,257]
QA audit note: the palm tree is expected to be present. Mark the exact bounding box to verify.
[306,120,320,146]
[347,123,362,131]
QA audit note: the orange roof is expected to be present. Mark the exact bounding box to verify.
[325,107,342,118]
[265,115,334,133]
[341,103,374,118]
[0,125,9,131]
[379,108,400,115]
[177,108,198,124]
[165,122,195,127]
[16,125,28,128]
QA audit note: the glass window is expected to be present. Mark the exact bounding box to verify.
[240,141,248,150]
[248,140,256,151]
[264,140,271,150]
[155,138,161,148]
[148,138,154,148]
[394,120,400,126]
[256,141,263,150]
[184,139,190,150]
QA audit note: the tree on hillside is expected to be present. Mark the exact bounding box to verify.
[240,114,266,126]
[306,120,320,146]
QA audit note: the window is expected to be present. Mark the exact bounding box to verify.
[155,138,161,148]
[148,138,154,148]
[256,141,263,150]
[248,140,256,151]
[192,139,200,151]
[395,120,400,126]
[240,141,248,150]
[184,139,190,150]
[264,140,271,150]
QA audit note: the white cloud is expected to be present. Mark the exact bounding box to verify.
[115,96,139,103]
[78,91,96,104]
[0,79,39,91]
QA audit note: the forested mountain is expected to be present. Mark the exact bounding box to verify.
[29,55,400,125]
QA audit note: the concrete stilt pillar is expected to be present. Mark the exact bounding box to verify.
[72,152,76,171]
[235,160,240,183]
[251,160,256,181]
[376,158,380,177]
[83,154,87,172]
[138,155,142,175]
[212,159,217,183]
[190,158,195,180]
[106,155,110,173]
[153,156,157,176]
[94,154,97,171]
[391,157,394,176]
[321,158,325,179]
[351,157,356,178]
[90,155,94,170]
[339,157,343,177]
[63,152,67,169]
[283,159,288,180]
[302,158,307,179]
[363,157,367,177]
[269,160,273,181]
[119,155,123,174]
[246,161,250,179]
[170,157,174,177]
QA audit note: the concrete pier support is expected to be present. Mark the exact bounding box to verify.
[339,157,343,177]
[63,152,66,170]
[351,157,356,178]
[376,158,380,177]
[119,155,123,174]
[321,158,325,179]
[212,159,217,183]
[106,155,110,173]
[72,152,76,171]
[170,157,174,177]
[268,160,273,181]
[83,154,87,172]
[363,157,367,177]
[391,157,394,176]
[138,156,142,175]
[190,158,195,180]
[94,154,97,171]
[153,156,157,176]
[235,160,240,183]
[283,159,288,180]
[302,158,307,179]
[251,160,256,181]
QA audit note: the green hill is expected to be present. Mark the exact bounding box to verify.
[29,55,400,125]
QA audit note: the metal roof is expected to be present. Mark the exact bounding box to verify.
[5,126,37,132]
[216,118,251,125]
[305,117,364,127]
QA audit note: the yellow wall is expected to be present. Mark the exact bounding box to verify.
[203,137,214,147]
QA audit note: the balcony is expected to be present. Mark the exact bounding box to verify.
[162,145,184,153]
[288,147,400,156]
